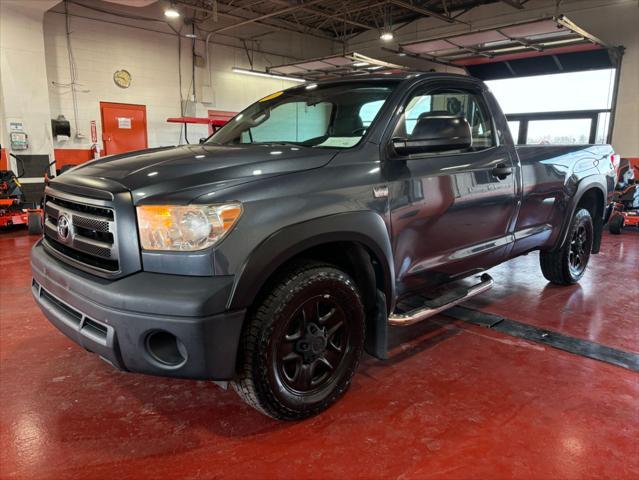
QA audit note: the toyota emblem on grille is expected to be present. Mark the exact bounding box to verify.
[57,214,71,241]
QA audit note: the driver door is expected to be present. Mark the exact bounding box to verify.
[388,80,518,297]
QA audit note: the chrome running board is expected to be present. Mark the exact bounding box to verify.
[388,274,494,327]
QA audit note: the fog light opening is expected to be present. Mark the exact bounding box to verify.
[146,330,187,367]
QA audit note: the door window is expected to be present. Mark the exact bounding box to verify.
[395,88,495,152]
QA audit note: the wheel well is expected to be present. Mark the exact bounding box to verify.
[254,241,387,315]
[246,241,390,360]
[575,187,605,253]
[576,187,604,218]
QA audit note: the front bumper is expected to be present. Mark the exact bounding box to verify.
[31,241,245,380]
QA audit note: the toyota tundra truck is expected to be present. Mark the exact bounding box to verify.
[31,73,616,420]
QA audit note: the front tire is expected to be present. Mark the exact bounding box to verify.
[540,208,594,285]
[232,261,365,420]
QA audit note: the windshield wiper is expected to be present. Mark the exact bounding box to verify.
[251,142,302,147]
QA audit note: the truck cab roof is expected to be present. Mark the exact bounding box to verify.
[302,71,483,87]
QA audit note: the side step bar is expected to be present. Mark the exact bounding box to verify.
[388,274,494,327]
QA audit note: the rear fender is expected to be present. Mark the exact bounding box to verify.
[554,175,607,253]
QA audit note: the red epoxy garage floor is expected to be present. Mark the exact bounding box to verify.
[1,230,638,479]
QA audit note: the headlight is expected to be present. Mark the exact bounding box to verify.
[136,203,242,251]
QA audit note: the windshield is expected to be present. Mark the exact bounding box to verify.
[206,81,398,149]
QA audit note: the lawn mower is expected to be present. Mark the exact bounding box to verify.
[0,153,44,235]
[608,158,639,235]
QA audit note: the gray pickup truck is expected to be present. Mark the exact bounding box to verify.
[31,73,616,419]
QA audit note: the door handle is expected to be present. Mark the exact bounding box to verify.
[492,163,512,180]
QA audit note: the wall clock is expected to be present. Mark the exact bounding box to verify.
[113,69,132,89]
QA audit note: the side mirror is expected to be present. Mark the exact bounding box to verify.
[199,137,207,144]
[393,115,471,156]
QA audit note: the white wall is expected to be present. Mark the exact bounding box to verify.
[42,5,334,151]
[348,0,639,157]
[0,0,58,164]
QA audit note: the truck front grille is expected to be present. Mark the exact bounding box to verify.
[43,193,119,273]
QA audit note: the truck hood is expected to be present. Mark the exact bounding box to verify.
[63,144,337,204]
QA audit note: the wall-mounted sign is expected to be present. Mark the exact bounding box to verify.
[117,117,132,129]
[8,119,28,150]
[10,132,28,150]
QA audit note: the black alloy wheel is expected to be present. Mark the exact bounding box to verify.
[568,223,590,277]
[274,295,349,395]
[233,261,365,420]
[540,208,593,285]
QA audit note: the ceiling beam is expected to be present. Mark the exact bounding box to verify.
[499,0,525,9]
[269,0,376,32]
[176,0,335,41]
[388,0,461,24]
[205,0,326,34]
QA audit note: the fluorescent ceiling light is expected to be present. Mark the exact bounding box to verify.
[541,38,582,47]
[481,39,511,48]
[352,61,369,67]
[164,7,180,18]
[231,67,306,83]
[490,45,527,53]
[380,31,394,41]
[185,33,198,38]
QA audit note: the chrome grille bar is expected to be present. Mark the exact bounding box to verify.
[43,192,119,272]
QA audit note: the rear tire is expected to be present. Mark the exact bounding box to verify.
[27,212,43,235]
[232,261,365,420]
[609,214,624,234]
[540,208,593,285]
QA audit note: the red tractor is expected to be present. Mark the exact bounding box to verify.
[608,158,639,235]
[0,154,43,235]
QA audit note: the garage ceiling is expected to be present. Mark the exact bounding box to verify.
[391,14,621,80]
[173,0,528,41]
[63,1,621,81]
[399,15,610,67]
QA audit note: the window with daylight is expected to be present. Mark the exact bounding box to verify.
[486,69,616,145]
